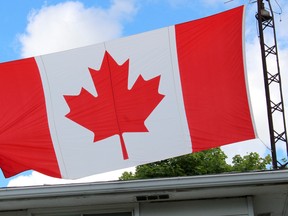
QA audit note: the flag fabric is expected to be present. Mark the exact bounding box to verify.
[0,6,256,179]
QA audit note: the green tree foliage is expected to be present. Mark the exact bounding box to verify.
[119,148,272,180]
[232,152,272,172]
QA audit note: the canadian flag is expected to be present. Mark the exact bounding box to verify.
[0,6,256,179]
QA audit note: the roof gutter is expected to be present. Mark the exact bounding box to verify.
[0,170,287,201]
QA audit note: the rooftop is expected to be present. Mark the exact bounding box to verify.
[1,170,288,215]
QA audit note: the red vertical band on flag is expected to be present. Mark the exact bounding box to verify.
[0,58,61,178]
[175,6,256,151]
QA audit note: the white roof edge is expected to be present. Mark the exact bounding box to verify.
[1,170,288,200]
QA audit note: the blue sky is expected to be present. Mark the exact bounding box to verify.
[0,0,287,187]
[0,0,255,63]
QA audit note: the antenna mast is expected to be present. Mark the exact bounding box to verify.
[256,0,288,169]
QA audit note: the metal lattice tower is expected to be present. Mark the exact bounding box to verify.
[256,0,288,169]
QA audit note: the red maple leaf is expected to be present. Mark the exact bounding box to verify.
[64,51,165,160]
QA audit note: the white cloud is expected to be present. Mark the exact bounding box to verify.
[273,1,288,41]
[18,0,137,57]
[7,167,135,187]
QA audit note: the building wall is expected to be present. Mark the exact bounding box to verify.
[140,197,253,216]
[0,197,254,216]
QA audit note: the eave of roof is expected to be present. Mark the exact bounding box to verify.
[1,170,287,201]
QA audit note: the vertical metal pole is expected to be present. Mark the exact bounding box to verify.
[256,0,277,169]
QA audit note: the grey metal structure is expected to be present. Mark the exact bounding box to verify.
[256,0,288,169]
